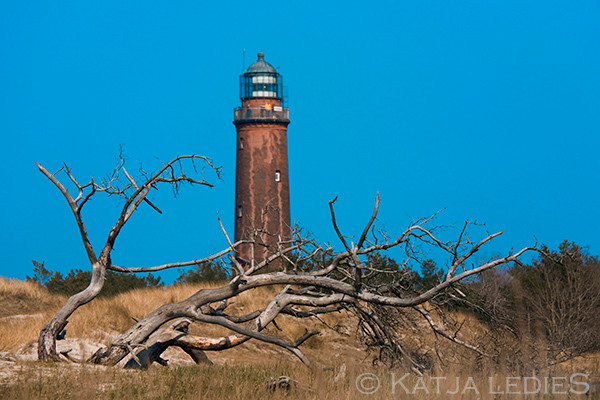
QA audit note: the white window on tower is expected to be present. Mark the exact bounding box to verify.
[240,137,244,149]
[275,170,281,182]
[238,206,243,217]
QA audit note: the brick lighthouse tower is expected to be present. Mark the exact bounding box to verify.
[233,52,291,266]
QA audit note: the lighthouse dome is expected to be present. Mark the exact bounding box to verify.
[244,52,277,75]
[239,52,283,101]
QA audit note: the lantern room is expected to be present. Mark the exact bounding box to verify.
[240,52,284,103]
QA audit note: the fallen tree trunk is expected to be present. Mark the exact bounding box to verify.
[123,319,213,369]
[36,157,540,370]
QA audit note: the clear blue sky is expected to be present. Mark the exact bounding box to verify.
[1,1,599,282]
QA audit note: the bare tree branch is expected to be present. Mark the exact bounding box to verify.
[36,162,97,265]
[36,154,221,361]
[414,305,493,358]
[108,243,241,273]
[37,155,539,370]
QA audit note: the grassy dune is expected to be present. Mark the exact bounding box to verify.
[1,277,598,399]
[0,278,361,365]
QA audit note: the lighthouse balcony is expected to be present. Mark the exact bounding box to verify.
[234,106,289,124]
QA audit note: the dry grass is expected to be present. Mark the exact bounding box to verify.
[0,277,64,316]
[0,278,66,351]
[0,280,358,365]
[0,281,230,350]
[0,362,339,400]
[0,277,47,301]
[2,360,598,400]
[65,283,225,342]
[1,278,600,399]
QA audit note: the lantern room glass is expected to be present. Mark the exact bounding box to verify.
[240,73,284,104]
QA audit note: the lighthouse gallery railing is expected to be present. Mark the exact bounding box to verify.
[233,106,289,123]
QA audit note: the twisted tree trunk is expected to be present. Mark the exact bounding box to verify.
[38,262,106,360]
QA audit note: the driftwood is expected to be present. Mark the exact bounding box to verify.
[36,154,540,370]
[123,319,212,369]
[36,154,220,361]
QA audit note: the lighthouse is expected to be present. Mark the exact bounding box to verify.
[233,52,291,266]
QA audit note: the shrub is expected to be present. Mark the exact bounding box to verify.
[27,261,163,297]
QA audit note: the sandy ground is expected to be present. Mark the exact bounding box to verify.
[0,328,367,386]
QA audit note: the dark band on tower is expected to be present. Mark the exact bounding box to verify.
[233,52,291,267]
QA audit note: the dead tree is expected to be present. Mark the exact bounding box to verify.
[36,153,223,360]
[37,156,538,369]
